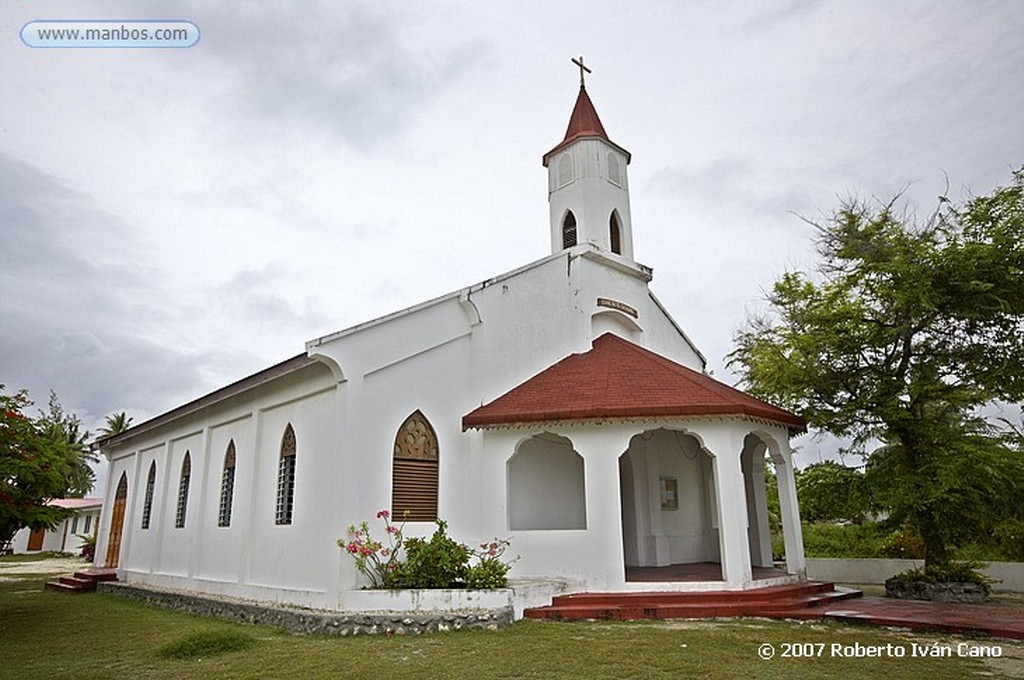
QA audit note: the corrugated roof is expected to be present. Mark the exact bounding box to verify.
[463,333,806,432]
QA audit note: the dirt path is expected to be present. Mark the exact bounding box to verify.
[0,556,90,579]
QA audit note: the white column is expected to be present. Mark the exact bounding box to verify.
[773,439,806,578]
[567,428,634,589]
[699,426,753,588]
[742,441,774,567]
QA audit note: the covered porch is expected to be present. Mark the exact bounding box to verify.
[463,334,808,593]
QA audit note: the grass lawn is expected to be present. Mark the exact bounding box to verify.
[1,563,1021,679]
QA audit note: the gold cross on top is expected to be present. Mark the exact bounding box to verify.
[572,56,591,88]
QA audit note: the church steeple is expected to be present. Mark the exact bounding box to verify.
[542,58,634,260]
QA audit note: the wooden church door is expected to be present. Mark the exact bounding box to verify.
[26,527,45,551]
[104,473,128,567]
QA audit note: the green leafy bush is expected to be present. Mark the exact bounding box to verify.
[800,522,890,558]
[887,562,992,595]
[401,520,471,588]
[341,512,517,589]
[878,528,925,559]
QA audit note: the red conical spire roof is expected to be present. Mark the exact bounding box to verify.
[543,85,630,166]
[562,86,608,143]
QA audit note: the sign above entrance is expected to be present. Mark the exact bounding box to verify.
[597,298,638,318]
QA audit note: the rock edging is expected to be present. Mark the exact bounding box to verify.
[97,582,513,636]
[884,578,988,603]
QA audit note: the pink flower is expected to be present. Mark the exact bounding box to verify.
[376,509,390,519]
[386,525,398,534]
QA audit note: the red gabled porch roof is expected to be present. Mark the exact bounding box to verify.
[462,333,806,433]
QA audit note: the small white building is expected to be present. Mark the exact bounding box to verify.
[11,498,102,555]
[94,76,806,613]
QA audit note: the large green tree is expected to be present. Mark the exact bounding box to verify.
[0,387,89,552]
[729,168,1024,566]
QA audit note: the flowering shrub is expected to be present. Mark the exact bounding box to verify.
[339,511,517,589]
[338,510,405,588]
[467,538,516,589]
[401,520,470,588]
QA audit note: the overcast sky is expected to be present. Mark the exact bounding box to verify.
[3,1,1022,491]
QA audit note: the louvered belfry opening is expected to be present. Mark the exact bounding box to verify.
[391,410,439,522]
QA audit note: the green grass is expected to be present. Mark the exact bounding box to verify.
[157,630,258,659]
[0,550,77,562]
[0,572,1019,679]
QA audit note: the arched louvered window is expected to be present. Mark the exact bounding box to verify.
[218,440,237,527]
[607,152,621,186]
[610,211,622,255]
[174,452,191,529]
[141,462,156,529]
[562,211,578,249]
[392,410,438,521]
[558,153,574,186]
[275,425,297,525]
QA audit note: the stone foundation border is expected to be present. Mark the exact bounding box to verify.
[97,582,514,636]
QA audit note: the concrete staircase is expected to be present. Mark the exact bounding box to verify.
[524,581,861,621]
[45,568,118,594]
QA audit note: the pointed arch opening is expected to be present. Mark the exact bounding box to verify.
[276,424,297,525]
[141,461,156,530]
[392,410,438,522]
[562,210,578,249]
[218,440,237,527]
[609,211,622,255]
[174,452,191,529]
[105,472,128,567]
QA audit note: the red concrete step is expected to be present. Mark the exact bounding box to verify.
[524,582,862,621]
[44,580,90,593]
[59,575,96,590]
[44,568,118,594]
[547,581,838,608]
[74,569,118,583]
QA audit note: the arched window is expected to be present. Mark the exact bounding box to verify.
[558,153,573,186]
[141,462,156,529]
[562,211,578,249]
[609,212,622,255]
[174,452,191,529]
[218,440,237,527]
[607,152,621,186]
[275,425,297,525]
[392,410,438,521]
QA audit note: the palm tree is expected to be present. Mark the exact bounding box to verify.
[97,411,133,439]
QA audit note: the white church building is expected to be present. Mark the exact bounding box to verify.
[95,72,807,614]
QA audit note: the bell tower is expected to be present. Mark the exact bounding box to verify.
[542,57,634,260]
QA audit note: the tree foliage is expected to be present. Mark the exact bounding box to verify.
[795,461,872,524]
[730,168,1024,566]
[38,391,97,497]
[97,411,133,439]
[0,387,89,552]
